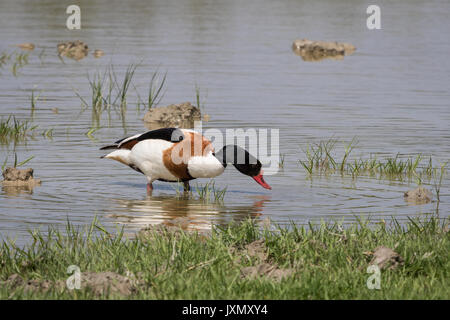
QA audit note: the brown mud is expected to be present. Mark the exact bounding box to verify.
[143,102,201,129]
[57,40,89,61]
[1,272,143,297]
[232,239,294,281]
[368,246,404,270]
[404,186,433,205]
[1,167,41,187]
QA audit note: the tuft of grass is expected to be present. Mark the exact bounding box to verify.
[0,116,37,145]
[85,127,100,141]
[30,89,42,118]
[112,63,138,111]
[432,162,447,212]
[74,71,106,128]
[2,152,34,171]
[10,51,30,76]
[194,180,227,203]
[278,153,286,169]
[75,64,141,129]
[0,216,448,299]
[299,137,446,182]
[146,69,167,110]
[194,84,208,114]
[42,128,54,140]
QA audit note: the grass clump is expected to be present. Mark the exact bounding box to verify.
[146,69,166,110]
[279,153,286,169]
[0,216,448,299]
[299,137,447,182]
[1,152,34,171]
[11,51,30,76]
[194,180,227,203]
[0,50,30,76]
[0,116,37,145]
[75,64,139,128]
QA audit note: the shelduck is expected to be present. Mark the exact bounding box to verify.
[100,127,271,193]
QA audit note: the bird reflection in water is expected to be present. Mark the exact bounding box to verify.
[107,194,271,233]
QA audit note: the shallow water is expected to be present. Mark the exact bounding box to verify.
[0,0,449,245]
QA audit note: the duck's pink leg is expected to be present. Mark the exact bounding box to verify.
[146,183,153,194]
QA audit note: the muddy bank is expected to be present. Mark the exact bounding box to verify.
[0,217,447,299]
[1,271,143,297]
[231,239,294,282]
[368,246,404,270]
[143,102,201,128]
[292,39,355,62]
[1,167,41,187]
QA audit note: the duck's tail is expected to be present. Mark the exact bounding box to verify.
[100,149,132,166]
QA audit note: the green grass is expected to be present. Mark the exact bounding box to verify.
[75,64,142,129]
[0,215,448,299]
[194,84,208,115]
[11,51,30,76]
[279,153,286,169]
[30,89,42,118]
[0,116,37,145]
[172,180,227,203]
[299,137,447,182]
[146,69,167,110]
[194,180,227,203]
[0,50,30,76]
[1,152,34,171]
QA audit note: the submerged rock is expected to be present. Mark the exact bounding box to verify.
[404,186,432,205]
[57,40,89,61]
[292,39,355,62]
[1,167,41,187]
[143,102,201,128]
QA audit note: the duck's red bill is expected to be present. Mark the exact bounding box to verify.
[252,174,272,190]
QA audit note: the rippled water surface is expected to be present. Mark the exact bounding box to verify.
[1,0,449,245]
